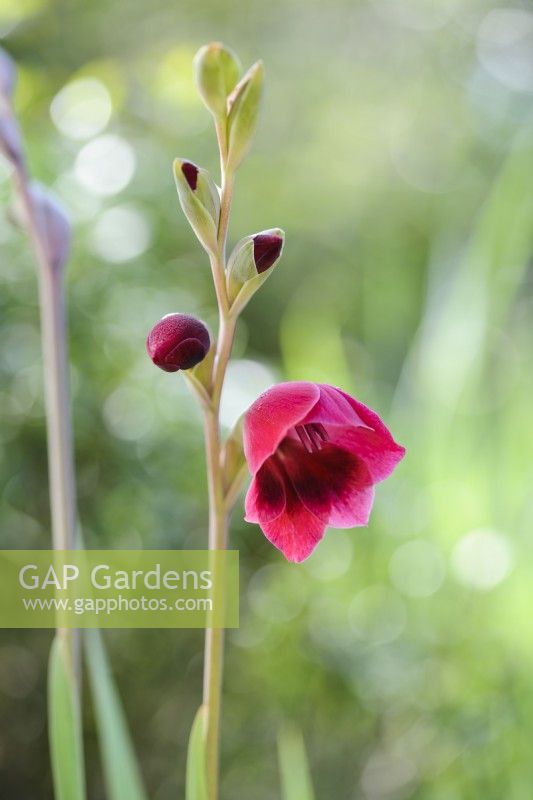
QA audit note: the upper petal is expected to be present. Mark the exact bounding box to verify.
[303,384,368,427]
[335,388,402,443]
[305,386,405,482]
[243,382,320,474]
[328,426,405,483]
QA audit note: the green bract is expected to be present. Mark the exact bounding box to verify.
[226,61,264,171]
[227,227,284,312]
[221,416,246,502]
[193,42,241,118]
[173,159,220,255]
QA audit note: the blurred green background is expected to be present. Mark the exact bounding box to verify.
[1,0,532,797]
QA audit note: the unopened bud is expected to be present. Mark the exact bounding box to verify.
[226,61,264,171]
[173,158,220,255]
[146,313,211,373]
[227,228,284,311]
[194,42,241,118]
[253,233,283,273]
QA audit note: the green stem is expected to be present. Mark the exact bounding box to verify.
[202,117,237,800]
[202,408,227,800]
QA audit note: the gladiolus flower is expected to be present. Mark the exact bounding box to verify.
[243,382,405,562]
[146,313,210,372]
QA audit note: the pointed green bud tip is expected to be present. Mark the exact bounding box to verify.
[173,158,221,254]
[194,42,242,117]
[226,61,265,171]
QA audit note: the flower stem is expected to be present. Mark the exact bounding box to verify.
[202,407,227,800]
[12,165,78,663]
[202,118,237,800]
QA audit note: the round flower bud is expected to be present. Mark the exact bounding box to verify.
[146,314,210,373]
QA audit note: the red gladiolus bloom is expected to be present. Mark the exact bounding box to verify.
[243,382,405,563]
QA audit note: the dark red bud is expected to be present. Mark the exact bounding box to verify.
[146,313,210,372]
[253,234,283,274]
[181,161,199,191]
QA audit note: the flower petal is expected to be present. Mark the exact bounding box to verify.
[280,439,375,526]
[258,495,326,563]
[335,388,402,443]
[243,381,320,474]
[303,384,368,427]
[328,426,405,483]
[244,460,286,523]
[328,483,375,528]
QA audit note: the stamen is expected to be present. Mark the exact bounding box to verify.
[295,424,315,453]
[307,423,328,449]
[312,423,328,441]
[295,423,329,453]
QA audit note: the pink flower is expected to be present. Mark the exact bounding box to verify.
[243,382,405,563]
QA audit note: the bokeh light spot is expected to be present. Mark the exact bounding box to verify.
[90,205,152,263]
[389,539,446,598]
[350,585,406,645]
[451,528,513,591]
[361,748,417,798]
[220,359,277,430]
[305,533,353,580]
[50,78,112,140]
[103,386,156,440]
[477,9,533,94]
[74,134,136,196]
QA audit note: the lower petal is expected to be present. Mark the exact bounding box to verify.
[259,501,326,563]
[244,461,286,523]
[280,439,374,528]
[328,484,375,528]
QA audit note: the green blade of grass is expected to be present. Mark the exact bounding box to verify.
[278,724,315,800]
[84,629,148,800]
[186,705,208,800]
[48,635,86,800]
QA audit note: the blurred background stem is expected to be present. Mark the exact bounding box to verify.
[11,159,78,668]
